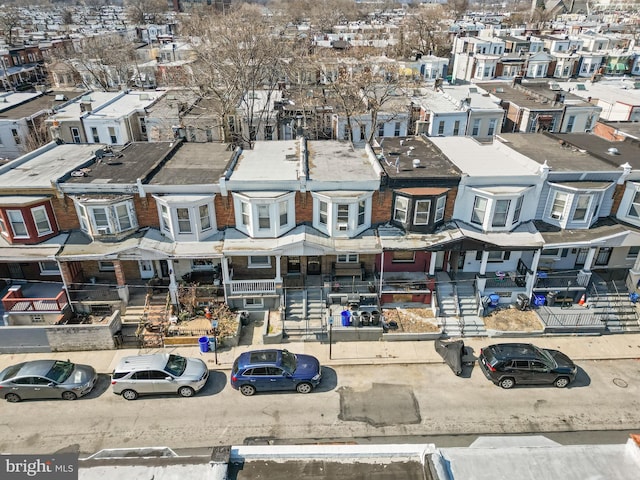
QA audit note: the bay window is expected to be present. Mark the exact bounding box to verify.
[153,195,217,241]
[471,196,487,225]
[7,210,27,237]
[312,192,373,237]
[232,192,296,238]
[31,206,52,236]
[74,198,138,237]
[394,196,409,223]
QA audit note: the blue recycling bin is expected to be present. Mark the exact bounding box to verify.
[198,336,209,353]
[489,294,500,307]
[341,310,351,326]
[533,294,546,307]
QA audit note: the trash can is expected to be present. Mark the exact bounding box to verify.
[198,336,209,353]
[489,294,500,307]
[533,294,546,307]
[516,293,530,311]
[341,310,351,326]
[630,292,639,304]
[546,291,557,307]
[208,337,216,352]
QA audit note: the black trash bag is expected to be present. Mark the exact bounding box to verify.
[435,339,464,376]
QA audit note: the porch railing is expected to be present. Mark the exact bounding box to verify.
[537,307,604,328]
[2,289,69,312]
[230,280,276,295]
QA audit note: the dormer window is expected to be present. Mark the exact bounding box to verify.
[467,186,533,232]
[0,198,59,245]
[393,189,448,233]
[74,196,138,238]
[544,183,607,228]
[154,195,217,241]
[232,192,295,238]
[312,192,373,237]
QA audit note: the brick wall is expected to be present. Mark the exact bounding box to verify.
[215,194,236,229]
[51,196,80,230]
[295,192,314,223]
[611,183,626,217]
[593,122,626,141]
[371,190,392,224]
[134,196,160,228]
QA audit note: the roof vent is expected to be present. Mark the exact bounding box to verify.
[608,147,620,155]
[412,159,421,168]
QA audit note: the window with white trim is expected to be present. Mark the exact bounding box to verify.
[337,204,349,224]
[628,191,640,218]
[512,195,523,224]
[472,119,480,136]
[74,198,137,237]
[435,195,446,222]
[232,193,295,238]
[279,201,288,228]
[319,201,327,226]
[312,193,372,236]
[160,204,170,232]
[337,254,358,263]
[572,194,590,221]
[248,256,271,268]
[199,204,211,231]
[176,208,192,234]
[549,191,568,220]
[414,200,430,225]
[357,200,366,226]
[39,261,60,275]
[98,261,115,271]
[471,196,487,225]
[115,204,132,230]
[258,205,270,230]
[392,251,415,263]
[626,246,640,260]
[0,215,6,234]
[241,201,250,226]
[7,210,27,237]
[244,297,264,308]
[394,196,408,222]
[492,199,510,227]
[31,206,53,236]
[488,119,497,136]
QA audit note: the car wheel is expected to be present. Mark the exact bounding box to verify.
[178,386,195,398]
[296,382,313,394]
[121,389,138,401]
[5,393,21,403]
[554,376,570,388]
[61,391,77,401]
[499,377,515,389]
[239,385,256,396]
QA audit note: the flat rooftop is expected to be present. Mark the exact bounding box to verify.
[476,82,565,111]
[557,79,640,105]
[429,136,541,176]
[0,143,101,189]
[231,140,300,182]
[498,132,636,171]
[307,140,379,182]
[375,136,461,180]
[603,121,640,140]
[63,142,176,185]
[0,90,81,119]
[148,143,234,185]
[85,90,164,118]
[50,91,121,122]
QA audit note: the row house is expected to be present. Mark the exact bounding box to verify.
[0,46,46,91]
[557,79,640,122]
[476,80,601,134]
[0,90,81,160]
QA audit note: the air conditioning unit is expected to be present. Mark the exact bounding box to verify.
[337,223,349,232]
[97,227,111,235]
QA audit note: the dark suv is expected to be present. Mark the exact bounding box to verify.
[478,343,577,389]
[231,349,321,396]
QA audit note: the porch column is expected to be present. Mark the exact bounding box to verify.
[167,259,178,306]
[57,261,75,313]
[379,251,385,294]
[221,257,231,304]
[525,248,542,297]
[113,260,129,304]
[428,251,437,276]
[628,253,640,292]
[479,251,489,276]
[577,247,597,287]
[274,255,282,283]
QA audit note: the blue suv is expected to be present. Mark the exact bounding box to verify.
[231,349,321,396]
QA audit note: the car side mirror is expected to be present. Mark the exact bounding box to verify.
[48,382,56,387]
[283,372,292,378]
[165,376,173,381]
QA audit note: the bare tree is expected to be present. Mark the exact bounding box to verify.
[399,6,450,58]
[0,8,23,47]
[125,0,168,25]
[448,0,469,21]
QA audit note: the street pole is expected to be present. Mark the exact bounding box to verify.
[328,317,333,360]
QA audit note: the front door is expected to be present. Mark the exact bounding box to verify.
[575,248,589,267]
[595,247,612,266]
[8,263,24,279]
[159,260,169,278]
[139,260,154,279]
[287,256,301,274]
[307,256,321,275]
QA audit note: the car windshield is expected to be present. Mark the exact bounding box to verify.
[0,364,23,381]
[164,355,187,376]
[536,346,557,367]
[45,361,75,383]
[281,350,297,374]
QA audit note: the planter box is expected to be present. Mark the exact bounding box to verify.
[383,331,443,341]
[485,329,545,338]
[330,326,382,342]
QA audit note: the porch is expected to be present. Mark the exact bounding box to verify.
[2,283,68,313]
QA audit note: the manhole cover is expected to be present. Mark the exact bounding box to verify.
[613,378,628,388]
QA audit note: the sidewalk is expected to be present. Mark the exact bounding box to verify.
[2,333,640,374]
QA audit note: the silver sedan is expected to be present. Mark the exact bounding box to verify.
[0,360,98,402]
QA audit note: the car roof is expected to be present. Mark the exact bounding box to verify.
[487,343,544,360]
[237,349,283,368]
[114,354,170,372]
[9,360,60,378]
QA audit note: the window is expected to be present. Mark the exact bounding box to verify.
[265,125,273,141]
[343,124,349,140]
[394,122,401,136]
[566,115,575,132]
[279,201,288,228]
[573,194,590,221]
[512,195,523,224]
[488,119,497,136]
[337,254,358,263]
[358,200,366,226]
[438,121,445,135]
[471,196,487,225]
[394,196,409,223]
[244,298,264,308]
[192,259,213,270]
[108,126,117,144]
[378,123,385,137]
[414,200,430,225]
[0,215,6,234]
[39,261,60,275]
[199,204,211,231]
[7,210,27,237]
[627,246,640,260]
[319,201,327,226]
[241,201,250,226]
[628,191,640,218]
[176,208,192,233]
[98,261,115,271]
[453,120,460,136]
[115,203,132,230]
[91,127,99,143]
[92,207,109,231]
[31,206,53,236]
[472,119,480,136]
[360,128,366,141]
[70,127,81,143]
[258,205,270,229]
[160,204,170,232]
[550,191,568,220]
[435,196,446,222]
[492,199,510,227]
[248,256,271,267]
[392,251,415,263]
[337,204,349,223]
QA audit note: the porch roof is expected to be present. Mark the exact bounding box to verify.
[377,223,465,251]
[222,225,381,256]
[0,233,68,262]
[533,217,640,247]
[456,221,544,249]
